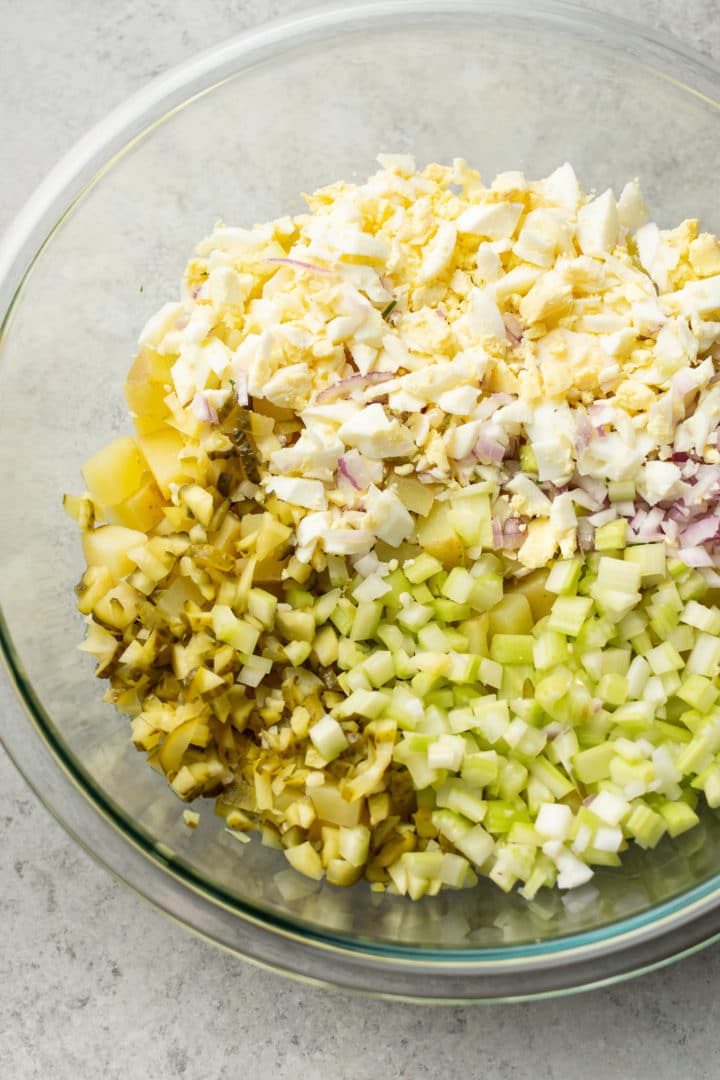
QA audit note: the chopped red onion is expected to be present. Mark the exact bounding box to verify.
[588,401,615,427]
[234,369,249,407]
[671,368,699,399]
[191,392,219,424]
[660,519,681,543]
[491,518,503,547]
[577,517,595,552]
[574,410,593,455]
[473,435,505,464]
[681,515,720,547]
[502,518,526,549]
[575,474,608,506]
[316,371,395,404]
[503,312,524,348]
[677,546,715,567]
[267,257,331,274]
[588,507,618,527]
[338,457,362,491]
[631,506,664,540]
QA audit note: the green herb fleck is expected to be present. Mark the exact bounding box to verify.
[381,299,397,320]
[139,284,144,293]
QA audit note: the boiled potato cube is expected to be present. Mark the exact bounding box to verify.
[82,436,146,508]
[82,524,147,583]
[108,476,165,532]
[416,502,464,566]
[137,428,189,496]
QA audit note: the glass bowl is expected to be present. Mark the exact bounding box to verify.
[2,0,720,1002]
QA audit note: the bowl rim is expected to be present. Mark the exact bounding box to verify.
[2,0,720,1001]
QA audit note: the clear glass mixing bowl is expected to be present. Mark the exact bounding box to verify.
[2,0,720,1002]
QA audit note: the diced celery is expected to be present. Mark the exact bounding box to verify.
[461,750,499,786]
[533,629,569,670]
[445,653,481,683]
[326,554,349,586]
[592,587,642,620]
[611,700,655,732]
[427,733,465,771]
[609,755,654,792]
[646,642,685,676]
[597,555,642,594]
[598,672,628,706]
[608,479,636,503]
[412,583,434,604]
[472,697,510,744]
[362,650,396,688]
[432,807,472,845]
[334,688,383,721]
[545,557,582,596]
[435,779,487,821]
[528,757,575,798]
[547,596,593,636]
[686,632,720,676]
[350,600,383,641]
[667,623,695,653]
[658,800,700,838]
[497,759,529,800]
[306,717,349,760]
[626,804,666,849]
[329,598,355,636]
[397,601,433,632]
[595,519,628,551]
[313,588,341,626]
[624,542,666,583]
[284,640,312,666]
[476,657,501,689]
[700,765,720,808]
[429,688,456,710]
[336,638,368,671]
[572,742,615,783]
[535,667,573,710]
[681,600,720,636]
[677,674,717,713]
[433,598,472,622]
[484,801,530,833]
[417,623,455,652]
[490,634,534,665]
[442,567,477,604]
[405,552,443,584]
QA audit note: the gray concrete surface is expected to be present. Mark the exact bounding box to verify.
[2,2,720,1077]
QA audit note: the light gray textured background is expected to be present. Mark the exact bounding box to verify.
[2,2,720,1078]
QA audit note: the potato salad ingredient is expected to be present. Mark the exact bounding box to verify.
[66,156,720,900]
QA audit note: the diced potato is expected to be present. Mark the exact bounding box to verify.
[125,350,173,434]
[488,592,534,636]
[416,502,464,566]
[82,436,146,508]
[108,476,165,532]
[82,525,148,583]
[512,569,552,621]
[137,428,189,496]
